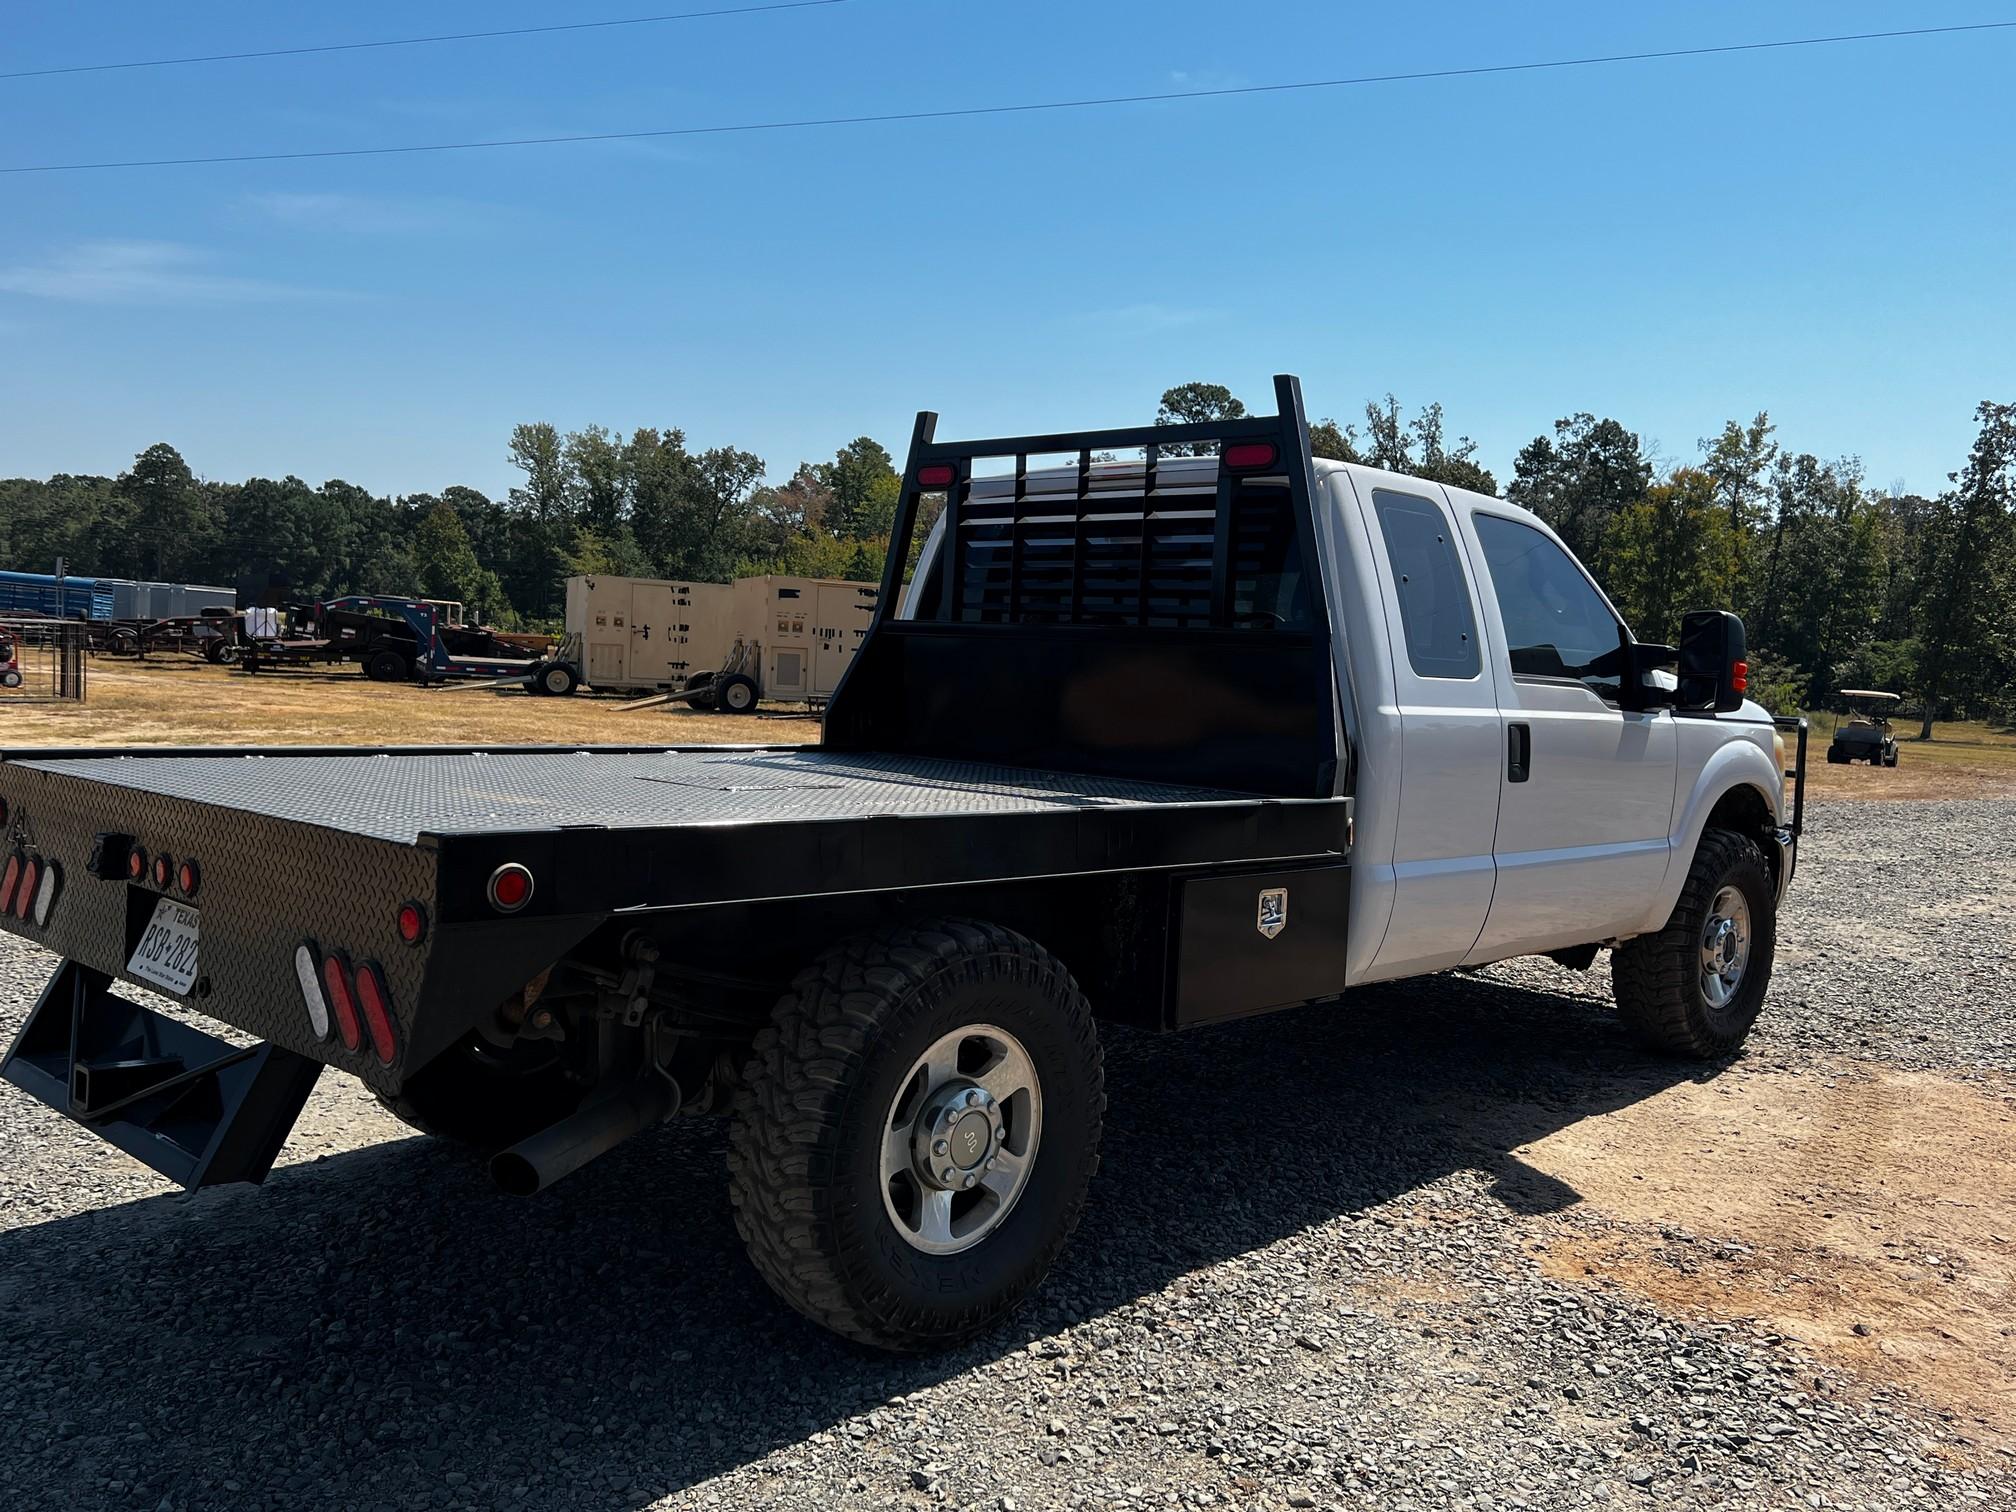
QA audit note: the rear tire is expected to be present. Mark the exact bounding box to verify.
[535,661,579,697]
[1612,828,1776,1059]
[728,919,1104,1351]
[375,1037,586,1152]
[683,671,717,711]
[365,648,412,683]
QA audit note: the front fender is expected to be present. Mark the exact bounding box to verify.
[1634,732,1784,934]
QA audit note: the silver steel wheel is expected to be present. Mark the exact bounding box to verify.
[1699,884,1752,1010]
[880,1023,1042,1256]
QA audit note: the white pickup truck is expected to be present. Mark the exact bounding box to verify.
[0,376,1803,1350]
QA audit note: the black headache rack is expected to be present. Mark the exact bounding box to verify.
[825,374,1347,799]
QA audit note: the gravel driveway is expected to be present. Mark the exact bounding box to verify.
[0,797,2009,1512]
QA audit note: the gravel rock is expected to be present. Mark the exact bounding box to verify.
[0,796,2009,1510]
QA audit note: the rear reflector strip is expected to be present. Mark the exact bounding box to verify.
[294,943,330,1040]
[321,953,362,1053]
[31,862,60,927]
[353,961,397,1066]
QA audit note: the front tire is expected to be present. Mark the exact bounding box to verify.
[716,673,759,714]
[535,661,579,696]
[728,919,1104,1351]
[1612,828,1776,1059]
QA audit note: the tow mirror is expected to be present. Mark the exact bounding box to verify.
[1677,610,1748,712]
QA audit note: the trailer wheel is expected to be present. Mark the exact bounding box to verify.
[0,669,20,690]
[716,673,759,715]
[683,671,717,711]
[729,919,1104,1351]
[365,648,413,683]
[1612,827,1776,1059]
[535,662,579,697]
[374,1037,586,1152]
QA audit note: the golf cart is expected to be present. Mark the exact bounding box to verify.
[1827,689,1901,766]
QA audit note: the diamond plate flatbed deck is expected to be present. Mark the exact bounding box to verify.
[7,745,1292,844]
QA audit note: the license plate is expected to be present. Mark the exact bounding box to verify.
[128,897,200,995]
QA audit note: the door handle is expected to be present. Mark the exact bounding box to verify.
[1508,722,1531,783]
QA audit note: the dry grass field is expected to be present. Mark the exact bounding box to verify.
[3,659,2012,804]
[0,656,820,749]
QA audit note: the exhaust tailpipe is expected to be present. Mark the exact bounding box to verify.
[491,1078,678,1196]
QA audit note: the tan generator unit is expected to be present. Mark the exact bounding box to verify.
[728,576,880,701]
[565,575,736,695]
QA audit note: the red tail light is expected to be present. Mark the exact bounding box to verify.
[152,854,173,890]
[397,901,427,945]
[916,463,956,488]
[1222,441,1279,471]
[1731,659,1750,694]
[178,859,200,898]
[0,853,19,916]
[354,961,398,1065]
[14,858,39,921]
[321,953,362,1053]
[487,863,534,913]
[127,848,147,881]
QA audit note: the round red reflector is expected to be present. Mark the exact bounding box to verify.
[15,858,40,921]
[153,854,173,889]
[487,864,533,913]
[321,954,362,1053]
[397,901,427,945]
[916,463,957,488]
[0,853,19,916]
[1222,441,1279,471]
[178,859,200,898]
[354,962,398,1066]
[127,847,147,880]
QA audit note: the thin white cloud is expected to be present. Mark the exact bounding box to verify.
[0,240,346,305]
[244,191,501,235]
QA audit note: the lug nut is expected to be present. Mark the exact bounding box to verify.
[941,1167,956,1184]
[964,1089,981,1107]
[961,1174,977,1189]
[932,1139,949,1156]
[994,1125,1006,1141]
[985,1157,997,1171]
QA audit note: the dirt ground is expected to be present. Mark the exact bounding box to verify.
[1522,1065,2016,1449]
[0,655,820,748]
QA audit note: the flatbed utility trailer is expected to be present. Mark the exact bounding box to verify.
[238,595,536,685]
[0,377,1803,1351]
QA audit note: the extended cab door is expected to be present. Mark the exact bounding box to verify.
[1353,481,1504,978]
[1461,509,1677,961]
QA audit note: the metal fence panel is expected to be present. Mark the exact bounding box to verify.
[0,618,89,703]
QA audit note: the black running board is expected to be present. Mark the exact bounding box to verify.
[2,960,321,1188]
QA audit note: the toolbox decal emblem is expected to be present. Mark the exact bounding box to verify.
[1257,887,1288,940]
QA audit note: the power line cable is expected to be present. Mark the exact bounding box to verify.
[0,1,853,81]
[4,20,2010,175]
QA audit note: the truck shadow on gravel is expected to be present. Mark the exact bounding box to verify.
[0,969,1706,1510]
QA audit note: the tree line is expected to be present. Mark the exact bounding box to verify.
[3,387,2011,733]
[1157,383,2016,735]
[0,423,905,630]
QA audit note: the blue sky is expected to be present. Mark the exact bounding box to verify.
[2,1,2010,501]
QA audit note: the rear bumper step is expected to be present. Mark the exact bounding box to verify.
[2,960,321,1188]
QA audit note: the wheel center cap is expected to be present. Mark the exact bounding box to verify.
[948,1111,992,1170]
[913,1082,1005,1190]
